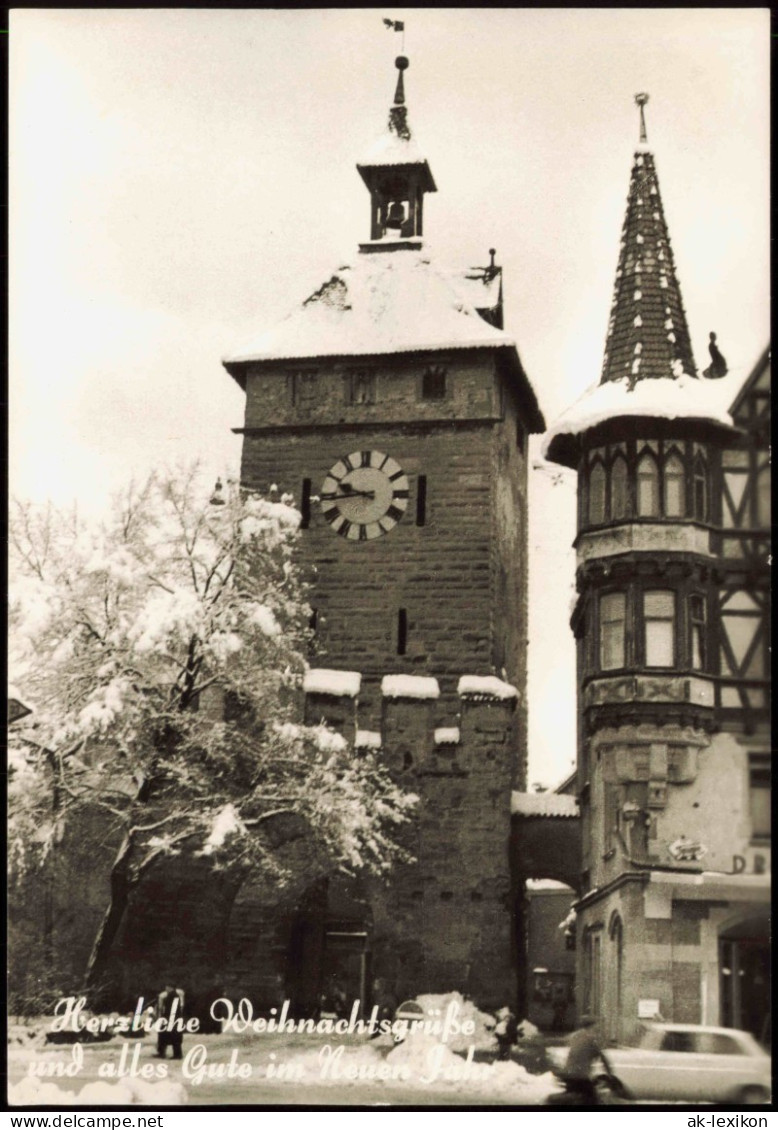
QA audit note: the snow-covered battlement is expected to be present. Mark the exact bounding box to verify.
[434,727,461,746]
[302,669,517,772]
[355,729,382,750]
[304,668,361,698]
[458,675,519,701]
[382,674,440,700]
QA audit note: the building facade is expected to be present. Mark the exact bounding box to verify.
[216,55,545,1013]
[544,121,771,1044]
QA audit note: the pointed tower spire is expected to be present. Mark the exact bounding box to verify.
[357,51,436,246]
[388,55,411,140]
[600,97,697,386]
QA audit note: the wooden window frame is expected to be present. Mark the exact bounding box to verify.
[347,370,377,406]
[420,365,448,401]
[688,592,707,671]
[642,589,677,668]
[599,590,627,671]
[748,754,771,841]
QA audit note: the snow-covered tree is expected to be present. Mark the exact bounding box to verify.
[9,466,416,988]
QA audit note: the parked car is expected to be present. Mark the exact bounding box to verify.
[599,1023,770,1104]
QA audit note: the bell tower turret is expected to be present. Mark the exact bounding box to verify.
[356,55,436,246]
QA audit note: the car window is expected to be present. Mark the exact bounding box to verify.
[696,1033,745,1055]
[660,1030,695,1052]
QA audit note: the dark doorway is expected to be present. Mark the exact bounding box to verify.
[720,913,770,1046]
[287,877,372,1019]
[319,931,370,1018]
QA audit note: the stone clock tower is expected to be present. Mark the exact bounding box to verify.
[219,55,544,1010]
[224,55,543,737]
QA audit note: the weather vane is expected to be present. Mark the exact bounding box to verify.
[383,16,405,54]
[635,93,649,145]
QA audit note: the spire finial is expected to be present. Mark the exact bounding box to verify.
[387,54,411,140]
[635,93,649,145]
[394,54,409,106]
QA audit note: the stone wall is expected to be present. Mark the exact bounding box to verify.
[220,671,520,1014]
[239,348,530,749]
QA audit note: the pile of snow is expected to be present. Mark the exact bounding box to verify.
[262,1036,560,1102]
[9,1075,187,1106]
[386,1035,559,1101]
[304,669,361,698]
[413,992,498,1053]
[382,675,440,700]
[458,676,518,701]
[268,1042,388,1085]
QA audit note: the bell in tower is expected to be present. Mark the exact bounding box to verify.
[357,55,437,246]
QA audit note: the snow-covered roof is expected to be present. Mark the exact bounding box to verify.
[511,792,579,818]
[303,668,361,698]
[357,129,430,171]
[525,878,573,891]
[451,270,501,314]
[382,674,440,700]
[354,729,382,750]
[223,250,517,368]
[458,675,518,701]
[543,373,737,466]
[434,727,461,745]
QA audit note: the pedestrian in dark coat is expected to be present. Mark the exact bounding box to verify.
[560,1014,613,1103]
[156,984,185,1060]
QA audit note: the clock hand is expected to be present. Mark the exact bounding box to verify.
[321,488,376,500]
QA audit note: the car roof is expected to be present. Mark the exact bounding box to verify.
[644,1023,752,1037]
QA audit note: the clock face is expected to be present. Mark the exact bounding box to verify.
[320,451,409,540]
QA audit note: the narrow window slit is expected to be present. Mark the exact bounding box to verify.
[416,475,427,526]
[300,478,311,528]
[397,608,408,655]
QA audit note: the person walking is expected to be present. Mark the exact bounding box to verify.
[558,1014,613,1104]
[155,983,186,1060]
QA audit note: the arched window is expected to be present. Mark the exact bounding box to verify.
[589,462,606,525]
[610,456,629,520]
[637,452,660,517]
[693,453,708,521]
[609,914,624,1040]
[663,452,686,517]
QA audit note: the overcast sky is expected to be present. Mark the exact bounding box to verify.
[10,9,769,786]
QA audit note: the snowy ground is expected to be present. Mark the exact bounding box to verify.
[8,1025,562,1108]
